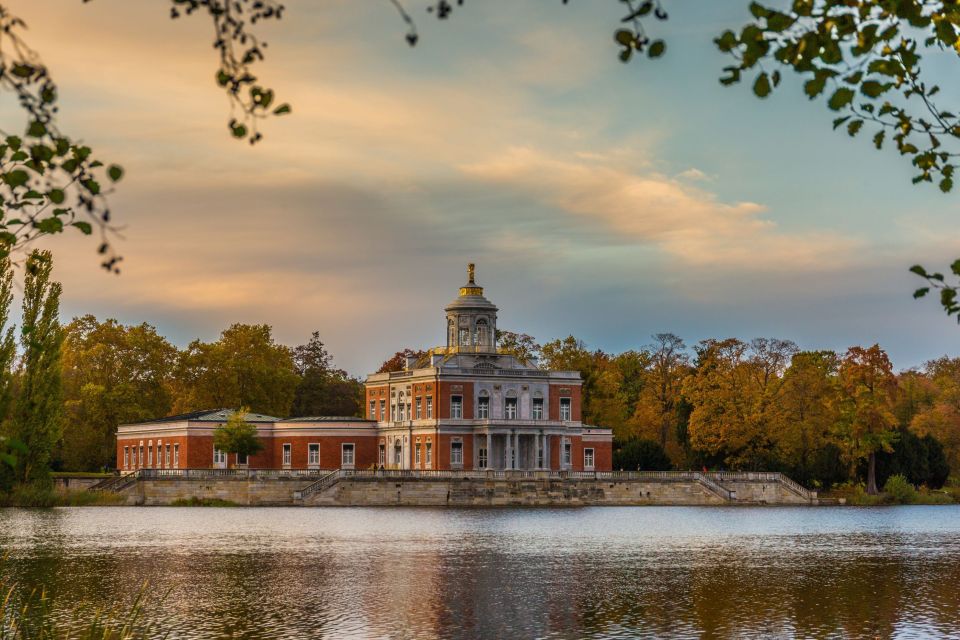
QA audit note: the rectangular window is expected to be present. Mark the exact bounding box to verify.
[505,397,518,420]
[477,396,489,419]
[425,442,432,466]
[451,440,463,466]
[213,448,227,467]
[478,447,488,468]
[308,443,320,466]
[123,447,129,469]
[584,448,595,470]
[537,445,544,468]
[416,444,421,466]
[379,399,386,421]
[398,402,405,421]
[165,444,171,468]
[157,444,162,468]
[369,400,376,420]
[173,444,180,469]
[532,398,544,420]
[282,443,292,466]
[451,395,462,419]
[138,446,144,468]
[416,398,422,419]
[394,443,402,465]
[147,445,153,467]
[237,452,248,466]
[563,442,572,466]
[426,397,433,418]
[378,444,385,466]
[342,443,355,467]
[560,398,572,421]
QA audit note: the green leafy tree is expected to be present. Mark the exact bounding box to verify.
[59,315,177,471]
[291,331,362,417]
[613,438,673,471]
[10,250,63,484]
[837,344,900,494]
[213,408,264,464]
[172,323,298,417]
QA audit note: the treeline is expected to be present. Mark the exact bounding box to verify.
[492,331,955,493]
[57,323,363,471]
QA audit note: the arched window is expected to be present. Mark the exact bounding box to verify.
[448,318,455,347]
[475,318,489,346]
[504,389,518,419]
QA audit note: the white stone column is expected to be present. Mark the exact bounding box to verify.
[486,432,492,470]
[513,431,519,470]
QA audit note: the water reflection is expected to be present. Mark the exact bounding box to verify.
[1,506,959,638]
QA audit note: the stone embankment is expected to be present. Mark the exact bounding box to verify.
[94,469,818,507]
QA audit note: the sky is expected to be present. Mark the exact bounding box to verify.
[5,0,960,376]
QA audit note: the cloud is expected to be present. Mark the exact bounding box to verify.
[460,147,861,269]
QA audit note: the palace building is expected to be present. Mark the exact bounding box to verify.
[115,266,613,473]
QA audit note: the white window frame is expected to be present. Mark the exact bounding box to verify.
[451,395,463,419]
[237,451,249,467]
[451,440,463,467]
[584,447,595,470]
[165,444,171,468]
[173,444,180,469]
[415,444,422,466]
[425,442,432,467]
[378,443,385,466]
[123,446,129,469]
[426,396,433,418]
[533,398,544,420]
[379,399,386,421]
[504,397,518,420]
[416,397,422,419]
[341,443,355,469]
[478,446,488,468]
[308,443,320,468]
[369,400,376,420]
[394,442,402,465]
[563,441,572,467]
[147,442,153,467]
[477,396,489,419]
[213,447,227,468]
[282,443,292,467]
[138,444,144,468]
[560,398,572,421]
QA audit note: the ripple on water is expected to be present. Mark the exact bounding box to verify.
[1,506,960,639]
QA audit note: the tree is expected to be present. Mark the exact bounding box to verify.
[837,344,899,494]
[213,408,264,465]
[908,357,960,472]
[9,250,64,484]
[495,330,542,365]
[59,315,177,471]
[683,338,796,470]
[172,324,299,417]
[613,438,672,471]
[630,333,690,463]
[290,331,362,417]
[775,350,841,485]
[376,348,428,374]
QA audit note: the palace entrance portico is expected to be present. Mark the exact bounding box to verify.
[474,430,560,471]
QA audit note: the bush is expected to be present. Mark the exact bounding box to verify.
[883,474,917,504]
[1,483,57,507]
[613,439,672,471]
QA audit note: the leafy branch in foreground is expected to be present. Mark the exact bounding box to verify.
[165,0,292,144]
[0,7,123,271]
[715,1,960,193]
[910,262,960,320]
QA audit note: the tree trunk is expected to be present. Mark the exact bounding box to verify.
[866,451,878,495]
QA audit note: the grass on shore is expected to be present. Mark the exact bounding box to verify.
[170,496,237,507]
[0,484,126,507]
[824,475,958,505]
[50,471,112,479]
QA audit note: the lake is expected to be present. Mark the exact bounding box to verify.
[1,506,959,638]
